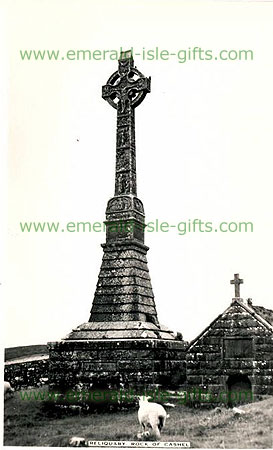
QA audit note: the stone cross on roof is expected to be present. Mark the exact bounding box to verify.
[102,50,151,196]
[230,273,244,298]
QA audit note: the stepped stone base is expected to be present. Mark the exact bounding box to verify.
[48,338,187,392]
[89,240,160,325]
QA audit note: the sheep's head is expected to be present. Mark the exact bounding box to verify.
[137,395,152,405]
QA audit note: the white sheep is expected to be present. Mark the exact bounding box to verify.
[69,437,86,447]
[137,395,168,440]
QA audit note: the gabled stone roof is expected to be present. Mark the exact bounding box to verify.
[187,298,273,351]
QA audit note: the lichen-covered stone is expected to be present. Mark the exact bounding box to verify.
[48,339,187,391]
[187,299,273,400]
[5,358,49,390]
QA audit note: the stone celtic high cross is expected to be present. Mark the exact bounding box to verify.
[48,52,186,392]
[63,51,176,338]
[102,50,151,197]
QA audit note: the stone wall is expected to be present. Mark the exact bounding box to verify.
[186,301,273,399]
[48,339,187,393]
[4,357,49,390]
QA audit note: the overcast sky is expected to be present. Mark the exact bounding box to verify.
[3,0,273,348]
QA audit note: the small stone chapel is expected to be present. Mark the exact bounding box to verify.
[186,274,273,399]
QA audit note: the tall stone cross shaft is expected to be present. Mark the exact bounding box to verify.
[85,51,174,334]
[102,51,151,196]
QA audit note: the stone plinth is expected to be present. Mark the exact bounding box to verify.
[48,338,186,392]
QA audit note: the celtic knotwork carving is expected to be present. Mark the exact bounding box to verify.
[115,172,136,196]
[107,196,144,215]
[118,116,130,126]
[102,51,150,198]
[117,129,129,147]
[107,197,131,212]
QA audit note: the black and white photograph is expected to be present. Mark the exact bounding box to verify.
[2,0,273,448]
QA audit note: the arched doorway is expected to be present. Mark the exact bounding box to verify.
[226,374,252,405]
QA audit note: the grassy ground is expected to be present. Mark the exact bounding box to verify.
[4,388,273,448]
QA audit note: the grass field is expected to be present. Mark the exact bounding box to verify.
[4,388,273,448]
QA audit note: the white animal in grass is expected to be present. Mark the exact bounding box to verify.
[137,395,168,440]
[69,437,86,447]
[4,381,14,399]
[233,407,246,417]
